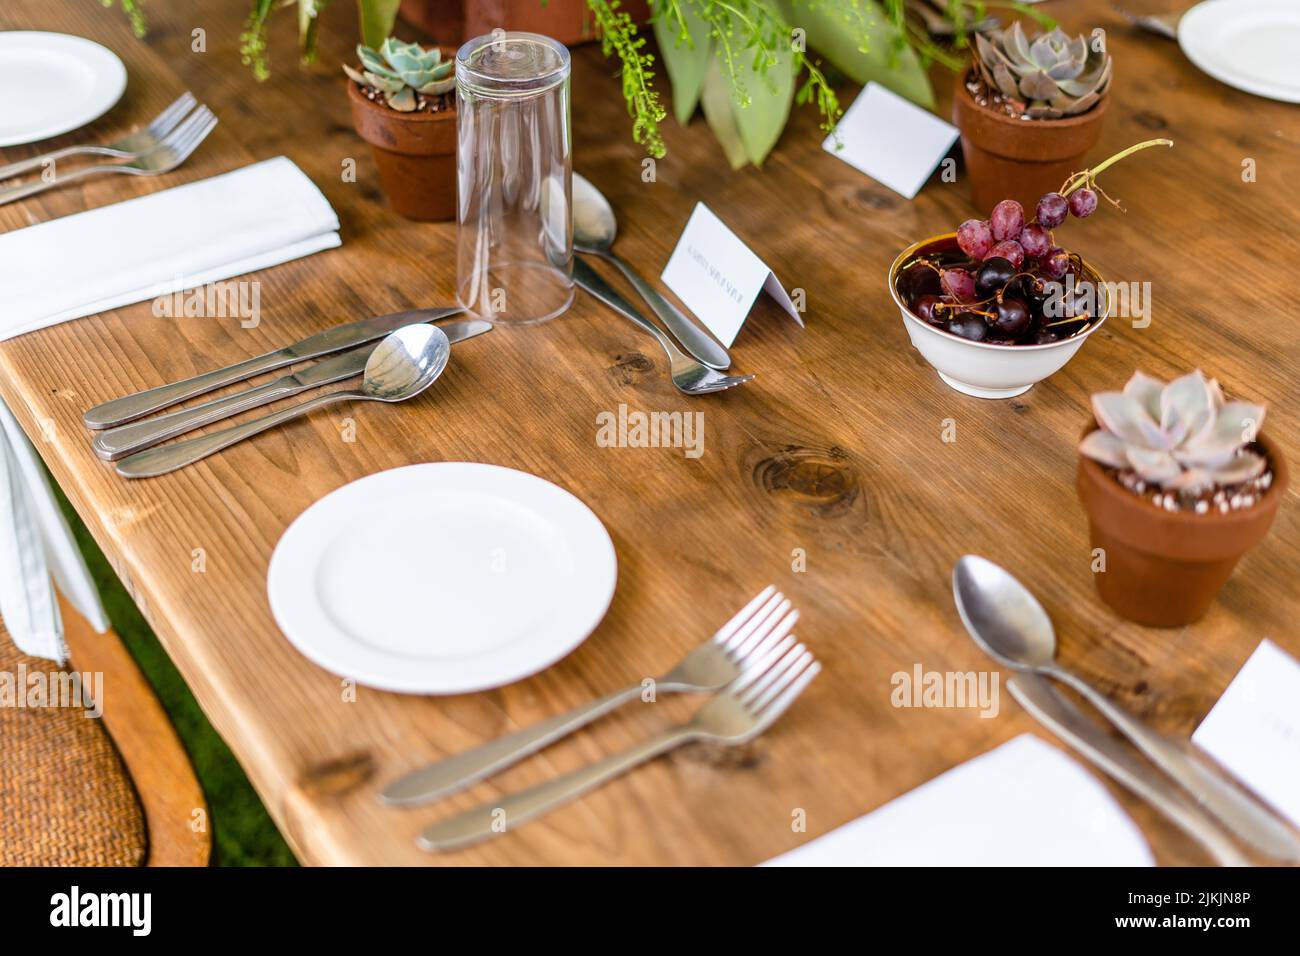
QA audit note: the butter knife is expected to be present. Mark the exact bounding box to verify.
[83,306,464,429]
[1008,674,1252,867]
[92,319,491,461]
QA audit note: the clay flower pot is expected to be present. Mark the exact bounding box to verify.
[1077,425,1288,628]
[346,79,456,222]
[953,71,1109,213]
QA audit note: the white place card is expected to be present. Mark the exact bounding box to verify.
[660,202,802,349]
[1193,639,1300,829]
[763,734,1153,866]
[822,82,959,199]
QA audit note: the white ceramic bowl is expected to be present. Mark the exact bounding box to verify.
[888,233,1110,399]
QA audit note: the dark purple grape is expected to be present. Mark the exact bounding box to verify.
[1019,224,1052,259]
[1036,192,1068,229]
[900,260,941,299]
[1041,247,1070,279]
[1069,188,1098,218]
[947,313,989,341]
[987,239,1024,269]
[976,256,1016,297]
[940,268,976,302]
[956,219,994,259]
[913,294,943,324]
[993,298,1031,336]
[990,200,1025,241]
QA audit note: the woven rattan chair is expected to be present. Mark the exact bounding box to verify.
[0,595,209,866]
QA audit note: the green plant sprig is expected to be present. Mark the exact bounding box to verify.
[100,0,148,38]
[590,0,669,157]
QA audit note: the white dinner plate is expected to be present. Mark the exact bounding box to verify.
[0,32,127,147]
[1179,1,1300,104]
[267,463,617,694]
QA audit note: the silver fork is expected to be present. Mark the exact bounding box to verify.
[418,637,821,851]
[381,586,796,806]
[572,258,755,396]
[0,92,197,182]
[0,106,217,207]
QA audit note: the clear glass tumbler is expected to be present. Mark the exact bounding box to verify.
[455,32,573,325]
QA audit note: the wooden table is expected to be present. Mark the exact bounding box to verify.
[2,1,1296,866]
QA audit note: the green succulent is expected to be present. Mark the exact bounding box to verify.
[974,21,1112,119]
[343,37,455,112]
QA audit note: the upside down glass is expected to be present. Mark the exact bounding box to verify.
[455,32,573,325]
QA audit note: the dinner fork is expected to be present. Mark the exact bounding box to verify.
[572,258,754,396]
[418,637,821,851]
[382,586,796,806]
[0,92,197,182]
[0,106,217,207]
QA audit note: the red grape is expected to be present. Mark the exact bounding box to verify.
[1041,247,1070,279]
[1068,188,1098,218]
[1019,224,1052,258]
[941,268,976,302]
[987,239,1024,269]
[1036,192,1068,229]
[956,219,994,259]
[990,200,1025,241]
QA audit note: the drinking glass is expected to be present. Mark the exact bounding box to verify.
[455,32,573,325]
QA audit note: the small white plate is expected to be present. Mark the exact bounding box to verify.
[0,32,127,147]
[267,463,617,694]
[1179,1,1300,104]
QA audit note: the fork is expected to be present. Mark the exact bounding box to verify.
[0,106,217,207]
[0,92,197,182]
[381,586,796,806]
[418,636,821,851]
[572,258,755,396]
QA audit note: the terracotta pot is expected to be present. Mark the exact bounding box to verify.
[1076,425,1288,628]
[399,0,650,47]
[953,71,1109,213]
[346,79,457,222]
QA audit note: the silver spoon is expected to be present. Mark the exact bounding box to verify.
[115,324,451,478]
[572,173,732,371]
[952,554,1300,863]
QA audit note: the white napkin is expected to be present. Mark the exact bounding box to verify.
[764,734,1154,866]
[0,156,340,340]
[0,399,109,662]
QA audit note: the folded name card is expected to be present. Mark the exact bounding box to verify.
[1193,639,1300,828]
[660,202,801,348]
[822,82,959,199]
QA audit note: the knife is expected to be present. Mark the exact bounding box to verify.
[92,319,491,460]
[83,306,465,429]
[1007,674,1252,867]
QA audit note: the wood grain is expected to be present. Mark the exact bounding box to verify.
[1,1,1296,865]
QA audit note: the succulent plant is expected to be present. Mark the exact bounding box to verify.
[974,22,1112,119]
[344,38,454,112]
[1080,371,1268,494]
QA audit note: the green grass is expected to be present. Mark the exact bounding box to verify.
[55,487,297,866]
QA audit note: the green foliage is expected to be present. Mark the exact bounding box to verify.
[589,0,669,158]
[99,0,147,39]
[345,38,455,111]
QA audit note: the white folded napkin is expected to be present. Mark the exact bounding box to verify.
[764,734,1154,866]
[0,156,340,340]
[0,399,109,662]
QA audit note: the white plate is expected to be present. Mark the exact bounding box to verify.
[267,463,617,694]
[0,32,127,147]
[1179,1,1300,104]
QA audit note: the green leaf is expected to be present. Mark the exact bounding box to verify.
[358,0,402,50]
[717,3,796,167]
[776,0,934,109]
[700,58,748,170]
[652,3,712,125]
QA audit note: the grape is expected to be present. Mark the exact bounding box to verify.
[1041,247,1070,279]
[1036,192,1068,229]
[1019,224,1052,259]
[914,294,943,324]
[947,313,989,342]
[1068,188,1098,218]
[976,256,1016,297]
[990,200,1025,241]
[940,268,976,302]
[956,219,994,259]
[987,239,1024,269]
[993,298,1031,336]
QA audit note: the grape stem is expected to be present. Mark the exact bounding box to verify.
[1059,138,1174,198]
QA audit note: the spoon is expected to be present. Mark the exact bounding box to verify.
[952,554,1300,863]
[572,173,732,371]
[116,324,451,478]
